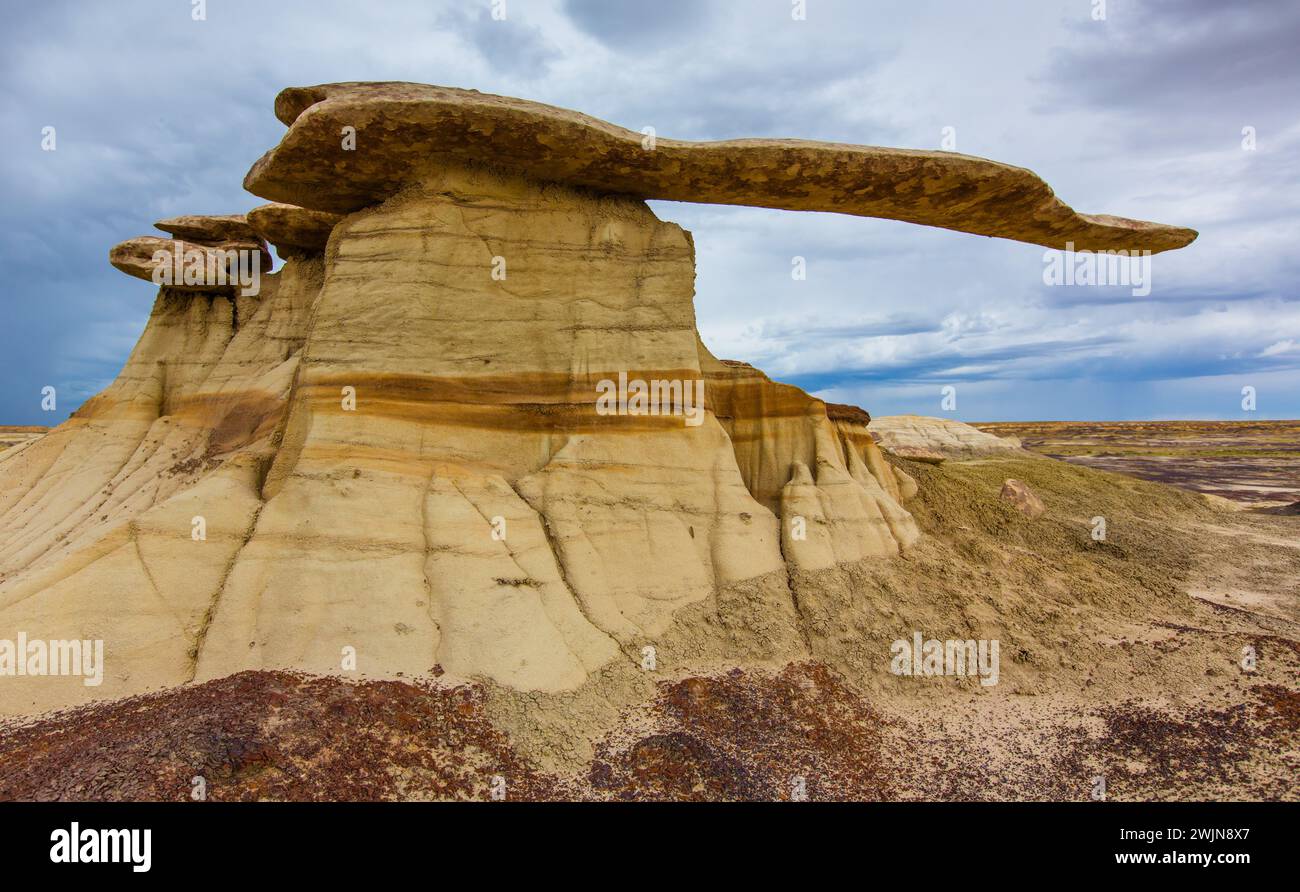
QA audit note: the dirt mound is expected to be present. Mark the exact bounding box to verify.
[588,663,892,801]
[0,670,556,801]
[0,664,890,802]
[870,415,1027,460]
[882,683,1300,801]
[6,658,1294,801]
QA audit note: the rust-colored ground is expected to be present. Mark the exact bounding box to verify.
[0,671,558,801]
[587,664,893,801]
[0,665,893,802]
[2,662,1295,801]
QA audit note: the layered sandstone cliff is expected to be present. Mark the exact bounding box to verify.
[0,83,1195,716]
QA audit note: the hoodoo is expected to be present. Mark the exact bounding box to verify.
[0,83,1195,716]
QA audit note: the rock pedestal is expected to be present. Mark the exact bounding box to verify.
[0,82,1195,716]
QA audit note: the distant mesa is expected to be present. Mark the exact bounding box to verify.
[0,426,47,452]
[869,415,1027,461]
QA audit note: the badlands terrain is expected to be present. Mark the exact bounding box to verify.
[975,420,1300,509]
[0,83,1294,801]
[0,428,46,452]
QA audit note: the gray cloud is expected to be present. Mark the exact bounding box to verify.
[563,0,715,49]
[0,0,1294,425]
[1044,0,1300,127]
[449,6,559,78]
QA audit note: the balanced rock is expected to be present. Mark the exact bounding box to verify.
[246,82,1197,252]
[109,235,269,289]
[155,213,259,244]
[0,82,1196,717]
[153,214,273,273]
[1000,479,1045,519]
[247,202,343,256]
[109,235,176,282]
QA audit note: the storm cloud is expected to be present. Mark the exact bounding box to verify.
[0,0,1295,424]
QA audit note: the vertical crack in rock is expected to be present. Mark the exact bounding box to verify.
[418,459,442,669]
[129,520,187,635]
[187,498,266,682]
[507,476,633,670]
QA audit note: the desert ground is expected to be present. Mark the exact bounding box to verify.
[0,427,46,452]
[974,420,1300,509]
[3,440,1296,801]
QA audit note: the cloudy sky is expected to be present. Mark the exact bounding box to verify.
[2,0,1297,424]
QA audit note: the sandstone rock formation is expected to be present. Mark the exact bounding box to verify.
[247,203,343,257]
[246,83,1197,253]
[886,445,946,465]
[0,83,1195,717]
[155,214,260,244]
[869,415,1029,461]
[1000,478,1045,519]
[153,213,273,271]
[108,235,270,290]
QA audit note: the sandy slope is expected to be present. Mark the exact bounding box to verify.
[4,453,1295,800]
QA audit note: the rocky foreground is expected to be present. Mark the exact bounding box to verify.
[4,452,1296,800]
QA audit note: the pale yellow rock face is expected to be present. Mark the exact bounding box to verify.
[0,258,320,713]
[869,414,1029,461]
[826,407,917,504]
[0,163,920,715]
[701,354,919,571]
[198,165,804,688]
